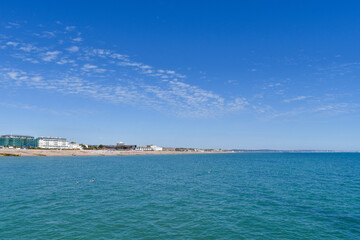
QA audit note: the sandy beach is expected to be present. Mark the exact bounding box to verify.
[0,148,225,157]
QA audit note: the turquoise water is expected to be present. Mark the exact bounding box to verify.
[1,153,359,239]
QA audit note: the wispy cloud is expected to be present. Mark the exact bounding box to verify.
[6,41,19,47]
[5,22,21,29]
[1,22,358,119]
[313,103,360,114]
[42,51,61,62]
[0,66,248,118]
[261,102,360,120]
[0,102,87,116]
[65,26,76,31]
[72,37,83,42]
[34,31,56,38]
[283,96,309,103]
[66,46,79,52]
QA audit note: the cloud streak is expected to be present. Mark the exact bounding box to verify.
[0,23,249,118]
[1,22,358,119]
[283,96,309,103]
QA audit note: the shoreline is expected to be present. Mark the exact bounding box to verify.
[1,149,357,157]
[0,149,227,157]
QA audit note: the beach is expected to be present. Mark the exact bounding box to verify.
[0,148,225,157]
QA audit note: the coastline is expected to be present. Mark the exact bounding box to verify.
[0,149,227,157]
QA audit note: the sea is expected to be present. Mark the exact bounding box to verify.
[0,153,359,239]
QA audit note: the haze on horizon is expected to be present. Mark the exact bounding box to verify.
[0,0,359,151]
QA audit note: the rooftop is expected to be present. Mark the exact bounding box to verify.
[38,137,67,140]
[1,135,35,139]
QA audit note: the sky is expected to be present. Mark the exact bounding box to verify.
[0,0,360,150]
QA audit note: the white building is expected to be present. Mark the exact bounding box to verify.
[150,145,163,151]
[68,142,82,150]
[135,145,163,151]
[135,146,152,151]
[38,137,69,149]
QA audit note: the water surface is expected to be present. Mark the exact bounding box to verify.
[1,153,359,239]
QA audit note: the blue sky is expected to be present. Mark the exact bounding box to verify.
[1,0,360,150]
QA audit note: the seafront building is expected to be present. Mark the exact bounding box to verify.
[0,134,162,151]
[0,135,38,148]
[135,145,163,151]
[38,137,69,149]
[150,145,163,151]
[135,146,153,151]
[116,142,137,150]
[68,142,82,150]
[0,134,82,149]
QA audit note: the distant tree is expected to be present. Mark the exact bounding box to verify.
[98,144,104,149]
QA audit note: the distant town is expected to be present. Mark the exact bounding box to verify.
[0,134,355,155]
[0,134,221,153]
